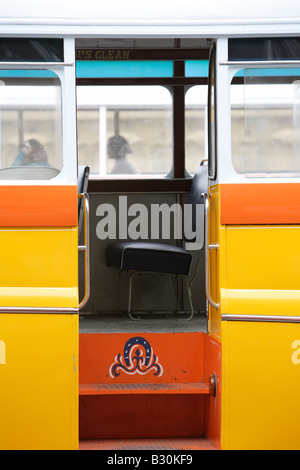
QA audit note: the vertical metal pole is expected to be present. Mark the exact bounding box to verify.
[99,105,107,176]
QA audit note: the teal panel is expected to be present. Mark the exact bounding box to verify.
[76,60,173,78]
[185,60,209,77]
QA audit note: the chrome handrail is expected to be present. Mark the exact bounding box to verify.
[202,192,219,310]
[78,192,90,309]
[0,306,77,314]
[0,62,74,68]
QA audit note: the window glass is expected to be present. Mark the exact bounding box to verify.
[185,85,208,174]
[231,69,300,176]
[229,37,300,61]
[0,38,63,62]
[208,45,217,179]
[77,85,172,176]
[0,72,62,180]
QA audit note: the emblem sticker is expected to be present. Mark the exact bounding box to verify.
[0,340,6,365]
[109,336,163,378]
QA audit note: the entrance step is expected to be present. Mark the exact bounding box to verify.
[79,437,217,450]
[79,317,221,448]
[79,381,211,396]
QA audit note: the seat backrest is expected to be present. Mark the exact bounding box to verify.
[186,163,208,237]
[78,165,90,238]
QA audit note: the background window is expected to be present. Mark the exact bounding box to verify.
[185,85,208,174]
[0,72,62,179]
[231,69,300,176]
[77,85,172,177]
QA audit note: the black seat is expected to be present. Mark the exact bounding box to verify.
[106,242,192,276]
[106,163,208,320]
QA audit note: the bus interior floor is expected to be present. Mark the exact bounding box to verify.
[79,312,208,333]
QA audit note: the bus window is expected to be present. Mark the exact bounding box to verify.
[185,85,208,174]
[231,68,300,177]
[208,44,217,180]
[0,72,62,179]
[77,85,172,177]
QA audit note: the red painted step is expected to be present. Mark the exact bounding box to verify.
[79,437,217,450]
[79,382,210,395]
[78,320,221,449]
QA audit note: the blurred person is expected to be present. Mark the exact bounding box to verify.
[107,135,136,174]
[12,139,50,167]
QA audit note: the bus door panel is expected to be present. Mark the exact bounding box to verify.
[0,40,79,450]
[0,313,78,450]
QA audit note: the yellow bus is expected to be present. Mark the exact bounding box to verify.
[0,0,300,450]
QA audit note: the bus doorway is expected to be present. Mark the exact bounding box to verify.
[76,38,221,449]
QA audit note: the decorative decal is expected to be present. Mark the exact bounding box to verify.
[0,340,6,365]
[292,340,300,365]
[109,336,163,378]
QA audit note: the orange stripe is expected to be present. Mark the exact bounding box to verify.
[221,183,300,225]
[0,185,77,227]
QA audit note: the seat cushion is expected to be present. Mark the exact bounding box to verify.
[106,241,192,276]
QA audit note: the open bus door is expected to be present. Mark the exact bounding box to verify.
[0,38,80,450]
[209,38,300,450]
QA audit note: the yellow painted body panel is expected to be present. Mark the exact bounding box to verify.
[222,224,300,317]
[226,225,300,291]
[0,314,78,450]
[222,320,300,450]
[0,226,79,449]
[0,228,78,307]
[221,288,300,317]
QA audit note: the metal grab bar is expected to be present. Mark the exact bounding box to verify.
[0,62,74,68]
[220,60,300,67]
[78,192,90,309]
[202,192,220,310]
